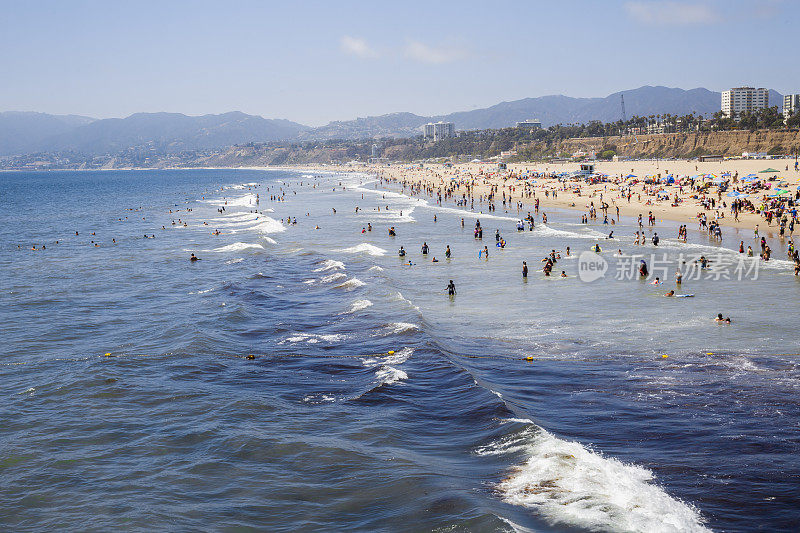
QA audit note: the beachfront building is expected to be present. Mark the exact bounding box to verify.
[646,121,676,135]
[721,87,769,118]
[783,94,800,120]
[516,119,542,130]
[423,121,455,141]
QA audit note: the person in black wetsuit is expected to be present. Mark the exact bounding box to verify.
[446,280,456,296]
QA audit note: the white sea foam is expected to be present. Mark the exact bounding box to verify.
[212,213,260,224]
[367,265,384,272]
[535,224,606,240]
[367,347,413,386]
[320,272,348,283]
[476,427,710,532]
[204,193,259,208]
[344,299,373,313]
[252,217,286,235]
[335,278,366,290]
[302,394,336,403]
[212,242,264,253]
[189,288,214,294]
[375,366,408,384]
[284,333,345,344]
[225,258,244,264]
[385,322,419,334]
[337,243,387,256]
[314,259,346,272]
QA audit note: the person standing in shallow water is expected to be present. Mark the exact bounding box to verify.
[446,280,456,296]
[522,261,528,279]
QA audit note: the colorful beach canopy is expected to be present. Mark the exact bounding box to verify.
[759,168,779,173]
[727,191,749,198]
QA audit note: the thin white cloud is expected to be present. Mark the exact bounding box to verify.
[625,1,720,25]
[340,36,379,59]
[404,41,465,64]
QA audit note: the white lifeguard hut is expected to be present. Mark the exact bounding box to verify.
[579,163,595,176]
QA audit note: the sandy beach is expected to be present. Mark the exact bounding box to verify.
[295,157,800,237]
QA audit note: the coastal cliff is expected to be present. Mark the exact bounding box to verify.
[554,129,800,159]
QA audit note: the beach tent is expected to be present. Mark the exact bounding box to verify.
[741,175,760,182]
[710,176,726,184]
[759,168,779,173]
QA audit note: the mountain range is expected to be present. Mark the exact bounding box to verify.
[0,86,785,156]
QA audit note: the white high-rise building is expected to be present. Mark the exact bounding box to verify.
[721,87,769,118]
[423,122,455,141]
[784,94,800,120]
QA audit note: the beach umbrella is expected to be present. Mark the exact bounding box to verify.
[626,174,637,178]
[711,176,725,184]
[741,175,760,182]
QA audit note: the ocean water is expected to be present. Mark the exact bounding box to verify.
[2,169,799,532]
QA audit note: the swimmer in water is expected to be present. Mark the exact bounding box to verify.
[522,261,528,278]
[560,270,567,277]
[445,245,451,259]
[665,290,675,297]
[446,280,456,296]
[398,246,406,257]
[190,253,200,261]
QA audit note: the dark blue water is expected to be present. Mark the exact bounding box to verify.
[2,169,799,532]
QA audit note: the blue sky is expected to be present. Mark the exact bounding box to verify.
[1,0,796,125]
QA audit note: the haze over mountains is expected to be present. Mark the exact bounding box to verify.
[0,86,785,156]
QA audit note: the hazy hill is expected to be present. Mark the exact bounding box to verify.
[300,112,429,141]
[303,86,785,140]
[0,87,787,154]
[0,112,95,155]
[39,111,308,154]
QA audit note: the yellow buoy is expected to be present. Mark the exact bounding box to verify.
[246,354,255,360]
[103,353,112,357]
[706,352,714,355]
[387,350,395,355]
[525,356,534,361]
[661,354,668,358]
